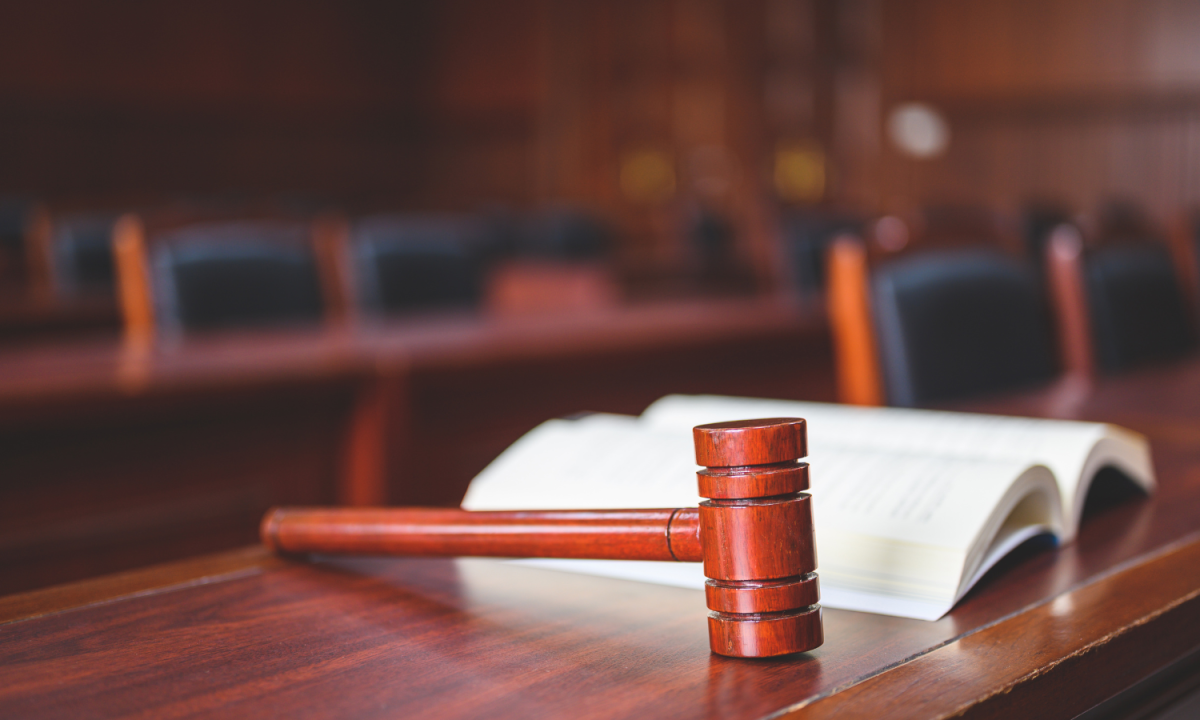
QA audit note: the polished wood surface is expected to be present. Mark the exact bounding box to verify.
[0,298,833,595]
[0,294,118,346]
[0,298,822,408]
[796,536,1200,719]
[0,545,283,626]
[10,361,1198,716]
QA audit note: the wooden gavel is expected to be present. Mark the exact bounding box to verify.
[261,418,822,658]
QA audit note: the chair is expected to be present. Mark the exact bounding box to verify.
[523,208,612,261]
[1084,243,1196,373]
[7,205,120,302]
[484,207,621,316]
[348,216,484,317]
[1046,217,1197,376]
[1163,209,1200,327]
[44,215,119,297]
[114,216,330,340]
[0,198,34,291]
[781,210,862,295]
[1043,225,1095,381]
[826,237,884,405]
[827,238,1058,407]
[1020,202,1072,270]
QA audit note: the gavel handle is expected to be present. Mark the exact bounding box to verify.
[262,507,704,562]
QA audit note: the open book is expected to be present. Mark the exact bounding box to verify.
[462,395,1154,620]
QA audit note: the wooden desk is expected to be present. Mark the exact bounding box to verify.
[0,294,119,346]
[0,298,834,594]
[3,360,1200,718]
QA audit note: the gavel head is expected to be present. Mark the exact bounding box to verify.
[693,418,822,658]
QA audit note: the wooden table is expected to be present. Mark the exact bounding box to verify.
[0,298,834,594]
[0,294,120,346]
[3,359,1200,718]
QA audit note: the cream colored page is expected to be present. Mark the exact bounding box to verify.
[462,413,1033,612]
[811,449,1041,608]
[641,394,1128,521]
[464,413,1019,547]
[813,448,1026,549]
[462,414,700,510]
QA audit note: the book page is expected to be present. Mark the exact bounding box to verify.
[462,412,1057,620]
[641,394,1152,533]
[463,414,700,510]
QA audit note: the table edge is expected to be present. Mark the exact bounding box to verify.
[781,531,1200,720]
[8,532,1200,719]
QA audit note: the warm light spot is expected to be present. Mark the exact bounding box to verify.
[1050,224,1083,258]
[774,142,825,203]
[1050,593,1075,617]
[888,103,950,158]
[619,149,677,205]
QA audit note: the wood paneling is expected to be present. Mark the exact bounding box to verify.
[4,1,1195,253]
[0,1,533,209]
[870,0,1200,220]
[533,0,844,290]
[0,0,836,292]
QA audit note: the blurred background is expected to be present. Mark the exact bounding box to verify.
[3,0,1200,594]
[4,1,1200,307]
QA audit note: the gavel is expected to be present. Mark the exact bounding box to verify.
[261,418,822,658]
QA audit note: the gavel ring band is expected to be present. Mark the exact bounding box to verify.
[705,572,819,613]
[699,494,817,582]
[708,605,824,658]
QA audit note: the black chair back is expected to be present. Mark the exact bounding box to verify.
[524,208,612,261]
[0,199,32,286]
[782,211,862,293]
[1085,244,1196,373]
[1020,203,1071,270]
[872,250,1057,406]
[351,216,483,316]
[153,222,325,333]
[53,215,117,296]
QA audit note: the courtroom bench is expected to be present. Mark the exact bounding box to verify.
[0,297,833,595]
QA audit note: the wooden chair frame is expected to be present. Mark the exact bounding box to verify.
[825,226,1094,406]
[112,212,350,344]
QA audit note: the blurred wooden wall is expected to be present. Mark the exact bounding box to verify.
[4,1,1196,242]
[535,0,836,283]
[871,0,1200,220]
[0,0,839,286]
[0,0,542,210]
